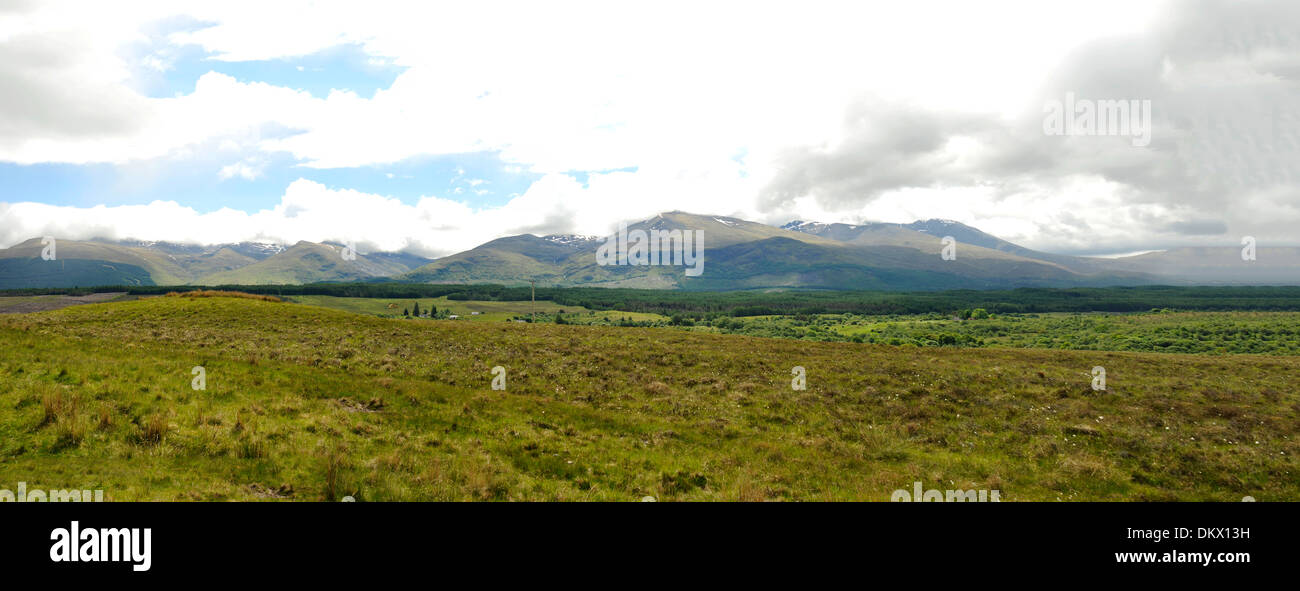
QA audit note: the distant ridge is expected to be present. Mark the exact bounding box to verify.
[2,212,1297,289]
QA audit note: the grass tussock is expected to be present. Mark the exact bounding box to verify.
[165,290,282,303]
[136,413,168,446]
[40,390,87,451]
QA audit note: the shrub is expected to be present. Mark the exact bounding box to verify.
[165,290,281,302]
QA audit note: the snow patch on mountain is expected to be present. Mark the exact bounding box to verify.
[544,234,601,246]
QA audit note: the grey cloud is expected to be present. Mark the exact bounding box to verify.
[0,0,33,14]
[761,0,1300,247]
[503,208,580,238]
[1055,212,1092,231]
[1163,220,1229,236]
[760,99,994,211]
[0,32,146,144]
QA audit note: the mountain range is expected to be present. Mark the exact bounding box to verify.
[2,212,1297,290]
[0,238,429,288]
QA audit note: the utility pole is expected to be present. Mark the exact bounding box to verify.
[530,280,536,324]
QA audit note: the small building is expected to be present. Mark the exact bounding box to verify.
[448,314,460,319]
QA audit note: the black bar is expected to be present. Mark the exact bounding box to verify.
[3,501,1284,581]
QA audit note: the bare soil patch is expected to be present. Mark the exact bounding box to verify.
[0,292,128,314]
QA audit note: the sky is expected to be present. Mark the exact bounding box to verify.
[0,0,1296,257]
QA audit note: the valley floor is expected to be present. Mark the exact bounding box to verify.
[0,295,1295,501]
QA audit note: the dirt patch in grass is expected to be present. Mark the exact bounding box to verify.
[0,292,127,314]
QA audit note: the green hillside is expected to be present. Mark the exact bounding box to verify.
[199,242,414,284]
[0,258,155,288]
[403,212,1121,290]
[400,236,576,285]
[177,247,258,278]
[0,238,190,286]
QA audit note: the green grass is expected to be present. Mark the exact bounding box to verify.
[288,295,667,324]
[832,311,1300,355]
[296,294,1300,357]
[0,296,1296,501]
[641,310,1300,356]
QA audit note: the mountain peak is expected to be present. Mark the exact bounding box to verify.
[903,219,987,238]
[780,220,857,232]
[910,218,967,227]
[543,234,601,246]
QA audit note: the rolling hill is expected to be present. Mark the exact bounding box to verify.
[401,212,1151,290]
[0,238,191,287]
[197,241,421,285]
[3,211,1297,289]
[783,219,1127,275]
[401,234,602,286]
[0,238,429,288]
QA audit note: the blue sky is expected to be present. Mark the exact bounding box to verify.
[2,27,538,213]
[0,152,539,212]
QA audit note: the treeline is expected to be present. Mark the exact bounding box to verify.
[535,285,1300,318]
[5,283,1300,317]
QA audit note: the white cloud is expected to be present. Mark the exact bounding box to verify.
[4,161,1292,258]
[10,0,1296,255]
[0,157,762,255]
[2,0,1164,171]
[218,159,264,181]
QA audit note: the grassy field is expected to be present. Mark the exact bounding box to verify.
[283,294,1300,357]
[0,295,1296,501]
[288,294,668,324]
[722,311,1300,353]
[829,310,1300,355]
[579,310,1300,356]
